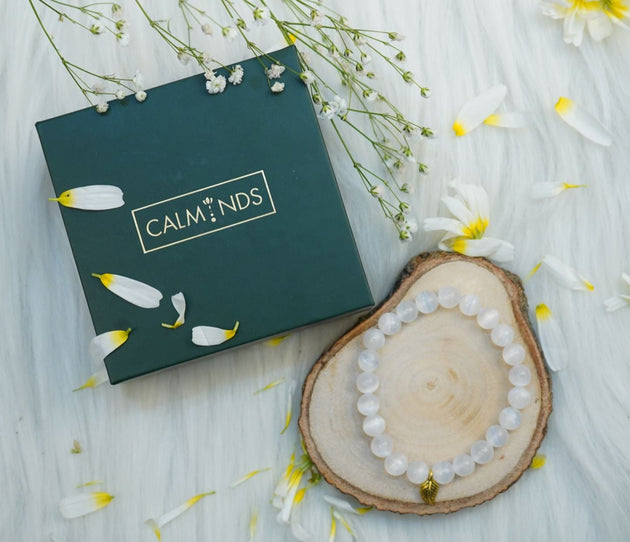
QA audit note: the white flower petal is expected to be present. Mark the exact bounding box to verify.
[92,273,163,308]
[587,12,614,40]
[439,236,515,262]
[146,492,214,538]
[323,495,371,515]
[290,518,312,541]
[50,185,124,210]
[555,97,612,146]
[535,304,568,371]
[564,9,586,45]
[89,329,131,362]
[59,492,114,518]
[441,196,476,227]
[192,322,239,346]
[604,296,628,312]
[622,273,630,287]
[484,112,529,128]
[448,181,490,226]
[423,217,467,236]
[541,1,569,19]
[73,369,109,391]
[281,380,297,435]
[540,255,594,291]
[453,85,507,136]
[530,182,586,199]
[162,292,186,328]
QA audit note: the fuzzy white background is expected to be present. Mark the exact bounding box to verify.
[2,1,630,541]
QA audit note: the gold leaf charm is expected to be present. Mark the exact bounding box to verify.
[419,471,439,505]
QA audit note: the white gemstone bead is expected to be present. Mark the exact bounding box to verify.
[459,294,481,316]
[356,372,379,394]
[384,452,408,476]
[416,291,438,314]
[452,454,475,477]
[438,286,461,309]
[395,300,418,323]
[370,434,393,458]
[362,414,386,436]
[477,308,500,330]
[491,324,514,347]
[432,461,455,484]
[357,393,379,416]
[406,461,429,484]
[509,364,532,387]
[470,440,494,464]
[499,407,522,431]
[357,350,379,372]
[378,312,402,335]
[508,387,531,409]
[362,328,385,350]
[486,424,508,447]
[502,343,525,366]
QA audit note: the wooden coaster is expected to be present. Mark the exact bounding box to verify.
[299,252,552,515]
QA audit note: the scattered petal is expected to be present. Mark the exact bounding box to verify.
[76,480,104,488]
[333,510,357,539]
[328,507,337,542]
[439,236,515,263]
[290,518,312,541]
[73,369,109,391]
[49,185,124,210]
[603,272,630,311]
[535,303,568,371]
[89,329,131,362]
[265,335,289,346]
[161,292,186,329]
[254,377,285,394]
[230,467,271,488]
[59,492,114,519]
[92,273,163,308]
[530,182,587,199]
[452,85,507,136]
[323,496,372,515]
[530,454,547,469]
[538,255,594,291]
[483,112,528,128]
[249,506,258,542]
[554,97,612,146]
[281,380,297,434]
[192,321,239,346]
[145,492,215,540]
[70,440,82,454]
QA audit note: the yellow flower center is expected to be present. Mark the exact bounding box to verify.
[601,0,629,18]
[462,217,488,239]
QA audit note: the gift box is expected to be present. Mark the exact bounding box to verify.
[36,46,373,384]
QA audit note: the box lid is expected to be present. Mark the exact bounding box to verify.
[36,46,373,383]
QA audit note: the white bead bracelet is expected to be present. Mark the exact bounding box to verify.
[355,286,532,505]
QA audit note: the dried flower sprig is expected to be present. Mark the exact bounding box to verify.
[32,0,432,239]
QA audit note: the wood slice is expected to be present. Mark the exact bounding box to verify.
[299,251,552,515]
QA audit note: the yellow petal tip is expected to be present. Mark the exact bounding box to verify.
[452,121,466,136]
[530,454,547,469]
[536,303,552,321]
[555,97,573,115]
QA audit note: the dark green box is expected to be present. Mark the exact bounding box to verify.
[36,46,373,383]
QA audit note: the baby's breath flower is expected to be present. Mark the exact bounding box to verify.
[228,65,244,85]
[116,32,130,46]
[400,182,412,194]
[132,70,144,90]
[178,50,191,65]
[201,23,213,35]
[204,69,215,80]
[402,71,414,83]
[318,103,335,120]
[333,96,348,118]
[90,21,104,35]
[266,63,286,79]
[111,4,123,19]
[310,9,324,24]
[95,102,109,114]
[253,6,270,24]
[206,75,227,94]
[222,26,237,39]
[388,31,405,41]
[406,216,419,233]
[364,89,378,102]
[418,163,429,175]
[421,87,431,98]
[366,71,376,79]
[360,52,372,64]
[234,17,247,30]
[270,81,285,93]
[399,230,412,241]
[370,184,385,198]
[312,93,323,105]
[300,71,315,85]
[352,32,366,45]
[135,90,147,102]
[395,51,406,62]
[115,89,125,100]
